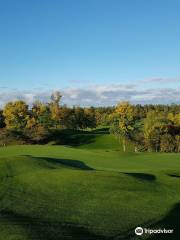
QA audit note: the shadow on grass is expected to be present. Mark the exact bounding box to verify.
[24,155,94,171]
[147,203,180,240]
[123,172,156,182]
[168,174,180,178]
[0,210,107,240]
[91,128,110,134]
[110,203,180,240]
[49,128,111,147]
[50,129,97,147]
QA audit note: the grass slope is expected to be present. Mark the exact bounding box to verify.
[0,131,180,240]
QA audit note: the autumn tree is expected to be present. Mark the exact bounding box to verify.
[160,134,175,152]
[49,91,62,128]
[59,106,75,129]
[26,101,52,129]
[95,107,114,126]
[24,100,52,142]
[174,113,180,125]
[143,111,171,152]
[147,127,161,152]
[110,102,136,152]
[3,101,29,131]
[84,107,96,129]
[73,107,86,129]
[26,124,50,143]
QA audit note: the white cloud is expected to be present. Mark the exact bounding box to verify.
[140,77,180,84]
[0,81,179,107]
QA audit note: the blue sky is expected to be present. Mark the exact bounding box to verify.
[0,0,180,105]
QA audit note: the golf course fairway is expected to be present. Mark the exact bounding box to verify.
[0,134,180,240]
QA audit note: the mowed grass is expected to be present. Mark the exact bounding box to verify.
[0,132,180,240]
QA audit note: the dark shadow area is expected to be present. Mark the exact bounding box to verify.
[91,128,110,134]
[50,129,97,147]
[24,155,94,170]
[109,203,180,239]
[0,210,108,240]
[0,128,110,147]
[168,174,180,178]
[123,172,156,181]
[147,203,180,240]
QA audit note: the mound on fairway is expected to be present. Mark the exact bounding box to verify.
[0,133,180,240]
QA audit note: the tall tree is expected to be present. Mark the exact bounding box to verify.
[50,91,62,128]
[144,111,171,151]
[110,102,136,152]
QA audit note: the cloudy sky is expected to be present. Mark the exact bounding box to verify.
[0,78,179,107]
[0,0,180,106]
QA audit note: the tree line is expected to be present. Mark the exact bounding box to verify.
[110,102,180,153]
[0,91,179,152]
[0,92,97,143]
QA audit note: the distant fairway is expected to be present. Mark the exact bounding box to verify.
[0,132,180,239]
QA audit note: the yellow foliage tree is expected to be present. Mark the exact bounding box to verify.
[49,91,62,128]
[174,113,180,125]
[110,102,135,152]
[3,101,29,130]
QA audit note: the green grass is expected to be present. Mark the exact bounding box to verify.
[0,131,180,239]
